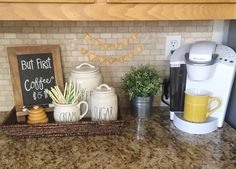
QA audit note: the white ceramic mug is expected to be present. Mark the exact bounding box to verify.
[53,101,88,122]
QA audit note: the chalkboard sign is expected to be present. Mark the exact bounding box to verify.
[17,53,56,106]
[8,45,63,111]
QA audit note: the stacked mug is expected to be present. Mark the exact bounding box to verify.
[183,88,221,123]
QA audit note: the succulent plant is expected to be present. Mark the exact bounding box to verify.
[121,65,162,99]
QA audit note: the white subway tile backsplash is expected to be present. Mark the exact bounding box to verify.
[22,27,34,33]
[65,33,77,39]
[29,33,41,39]
[4,33,16,39]
[0,40,10,45]
[0,21,213,111]
[101,33,112,39]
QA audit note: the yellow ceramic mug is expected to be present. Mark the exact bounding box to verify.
[184,89,221,123]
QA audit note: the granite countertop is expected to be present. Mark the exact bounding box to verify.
[0,107,236,169]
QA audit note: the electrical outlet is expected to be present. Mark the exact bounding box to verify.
[165,35,181,59]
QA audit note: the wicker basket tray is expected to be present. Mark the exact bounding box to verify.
[1,107,124,138]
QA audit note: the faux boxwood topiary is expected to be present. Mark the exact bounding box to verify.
[121,65,162,99]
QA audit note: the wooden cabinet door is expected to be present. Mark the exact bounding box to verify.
[107,0,236,4]
[0,0,94,3]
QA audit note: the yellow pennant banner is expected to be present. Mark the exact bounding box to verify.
[81,33,143,64]
[80,44,143,64]
[84,33,138,50]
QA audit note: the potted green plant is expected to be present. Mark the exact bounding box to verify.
[121,65,162,118]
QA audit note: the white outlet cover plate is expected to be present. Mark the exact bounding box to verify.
[165,35,181,59]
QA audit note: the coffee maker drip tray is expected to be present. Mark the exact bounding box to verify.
[172,112,218,134]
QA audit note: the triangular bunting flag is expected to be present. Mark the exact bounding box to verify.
[93,39,100,46]
[131,33,138,40]
[136,45,143,52]
[98,56,106,64]
[84,33,91,40]
[123,40,129,48]
[128,52,133,59]
[103,43,110,50]
[89,53,97,61]
[80,48,88,55]
[114,42,120,49]
[119,56,125,63]
[108,57,116,64]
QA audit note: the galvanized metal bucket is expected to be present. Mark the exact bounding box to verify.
[131,96,154,118]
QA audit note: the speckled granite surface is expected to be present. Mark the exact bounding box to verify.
[0,107,236,169]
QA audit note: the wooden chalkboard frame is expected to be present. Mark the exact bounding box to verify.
[7,45,64,111]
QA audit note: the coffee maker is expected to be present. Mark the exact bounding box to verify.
[163,41,236,134]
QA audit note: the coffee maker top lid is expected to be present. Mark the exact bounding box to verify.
[185,53,218,66]
[189,41,216,63]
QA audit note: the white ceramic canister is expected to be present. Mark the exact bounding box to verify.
[91,84,118,121]
[70,63,103,117]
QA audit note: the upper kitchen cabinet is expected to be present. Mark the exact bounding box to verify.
[0,0,236,20]
[107,0,236,3]
[0,0,94,2]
